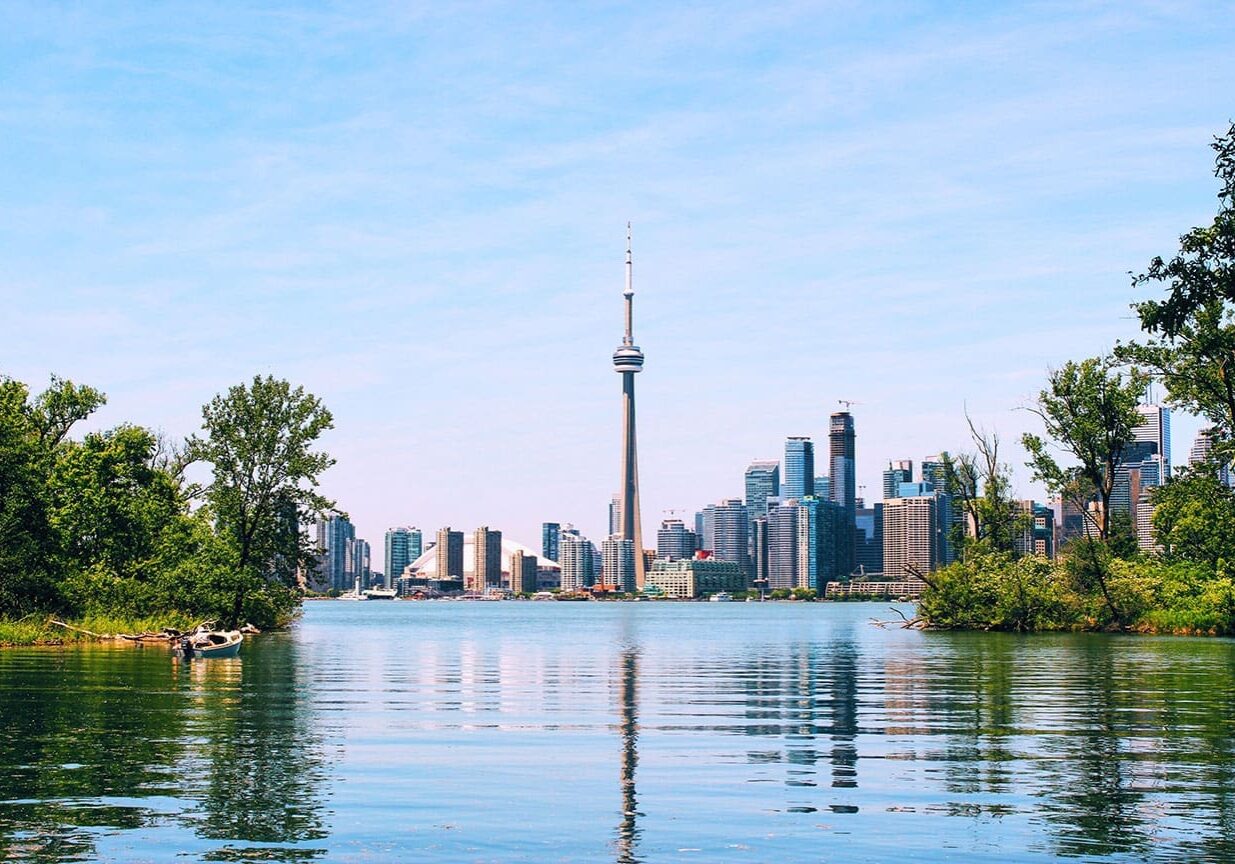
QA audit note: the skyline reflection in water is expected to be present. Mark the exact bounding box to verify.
[1,602,1234,862]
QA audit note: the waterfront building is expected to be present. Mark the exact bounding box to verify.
[883,460,913,501]
[383,527,422,590]
[656,518,694,561]
[559,530,597,591]
[883,495,937,580]
[510,550,538,594]
[645,558,747,599]
[612,225,647,590]
[346,538,371,589]
[541,522,561,563]
[602,537,637,593]
[473,526,502,591]
[744,460,780,520]
[783,437,815,500]
[315,515,356,592]
[435,527,465,582]
[767,503,799,590]
[855,503,883,576]
[751,516,769,590]
[708,498,750,577]
[830,411,857,576]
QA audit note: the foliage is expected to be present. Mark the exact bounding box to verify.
[941,415,1027,559]
[189,375,335,627]
[918,550,1073,632]
[0,370,331,637]
[1150,467,1235,567]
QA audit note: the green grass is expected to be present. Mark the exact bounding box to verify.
[0,612,203,647]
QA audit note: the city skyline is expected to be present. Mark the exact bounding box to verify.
[3,2,1229,546]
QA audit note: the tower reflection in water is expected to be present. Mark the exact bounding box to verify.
[616,646,640,864]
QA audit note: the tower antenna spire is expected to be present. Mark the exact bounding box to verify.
[623,221,634,344]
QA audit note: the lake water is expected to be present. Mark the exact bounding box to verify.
[1,601,1233,862]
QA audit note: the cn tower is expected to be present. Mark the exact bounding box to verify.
[613,223,646,589]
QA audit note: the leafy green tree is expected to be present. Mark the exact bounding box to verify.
[48,425,182,581]
[1115,125,1235,462]
[0,375,105,616]
[189,376,335,627]
[1022,356,1148,621]
[1150,467,1235,568]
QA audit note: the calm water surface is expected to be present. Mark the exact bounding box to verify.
[1,601,1234,862]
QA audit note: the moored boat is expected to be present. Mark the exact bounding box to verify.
[175,629,242,659]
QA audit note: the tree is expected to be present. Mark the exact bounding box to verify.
[1116,123,1235,455]
[189,376,335,627]
[941,414,1026,559]
[1150,468,1235,568]
[0,375,105,616]
[1022,356,1148,622]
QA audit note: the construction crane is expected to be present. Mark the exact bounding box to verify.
[837,399,862,410]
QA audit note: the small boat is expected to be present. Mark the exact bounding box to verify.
[175,629,242,659]
[362,588,398,600]
[709,591,733,602]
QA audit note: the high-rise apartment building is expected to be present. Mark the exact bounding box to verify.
[541,522,561,563]
[602,537,637,593]
[744,460,781,520]
[383,527,422,589]
[708,498,750,577]
[1013,501,1055,559]
[830,412,857,576]
[752,516,769,590]
[783,437,815,500]
[472,526,502,592]
[346,538,371,590]
[510,550,538,594]
[883,495,937,580]
[883,460,913,501]
[609,493,623,537]
[767,503,799,590]
[435,527,464,582]
[656,519,695,561]
[559,529,597,592]
[315,515,356,592]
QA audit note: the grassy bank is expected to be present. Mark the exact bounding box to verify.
[0,612,204,647]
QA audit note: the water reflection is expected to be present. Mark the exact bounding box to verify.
[5,605,1235,862]
[0,637,330,863]
[615,646,640,864]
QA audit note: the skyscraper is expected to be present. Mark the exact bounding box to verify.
[316,515,355,592]
[767,503,799,590]
[609,493,623,537]
[383,527,421,589]
[783,437,815,500]
[708,498,751,577]
[751,516,770,590]
[1134,404,1171,478]
[473,526,502,592]
[603,537,637,593]
[744,460,781,520]
[814,475,831,502]
[435,527,464,582]
[559,528,597,591]
[613,225,647,589]
[656,519,694,561]
[883,460,913,501]
[830,411,856,575]
[510,550,538,594]
[883,495,937,580]
[541,522,561,563]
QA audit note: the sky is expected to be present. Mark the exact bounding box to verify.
[2,1,1234,553]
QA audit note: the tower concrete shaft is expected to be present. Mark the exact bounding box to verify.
[612,224,646,589]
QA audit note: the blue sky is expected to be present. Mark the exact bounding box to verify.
[2,1,1233,551]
